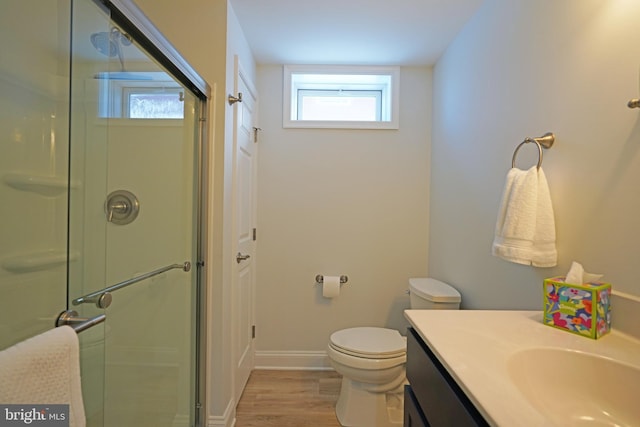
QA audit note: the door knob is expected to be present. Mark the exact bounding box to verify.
[236,252,251,263]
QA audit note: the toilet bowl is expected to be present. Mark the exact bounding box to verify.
[327,278,461,427]
[328,327,407,427]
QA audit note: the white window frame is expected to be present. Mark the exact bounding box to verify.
[283,65,400,130]
[96,71,183,119]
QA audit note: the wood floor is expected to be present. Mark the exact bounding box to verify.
[235,370,342,427]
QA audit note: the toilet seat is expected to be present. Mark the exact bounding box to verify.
[329,327,406,359]
[327,343,406,371]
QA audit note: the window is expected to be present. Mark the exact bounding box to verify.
[124,88,184,119]
[297,89,382,121]
[97,72,184,119]
[283,65,399,129]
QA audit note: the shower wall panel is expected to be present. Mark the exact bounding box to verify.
[0,0,70,349]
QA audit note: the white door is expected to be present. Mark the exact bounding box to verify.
[233,60,258,404]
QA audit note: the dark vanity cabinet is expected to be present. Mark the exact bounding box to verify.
[404,327,489,427]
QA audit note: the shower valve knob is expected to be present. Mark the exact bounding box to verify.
[105,190,140,225]
[107,201,128,222]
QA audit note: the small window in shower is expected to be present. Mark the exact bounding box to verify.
[96,71,184,119]
[125,88,184,119]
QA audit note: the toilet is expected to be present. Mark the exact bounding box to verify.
[327,278,461,427]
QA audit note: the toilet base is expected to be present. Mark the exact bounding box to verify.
[335,376,405,427]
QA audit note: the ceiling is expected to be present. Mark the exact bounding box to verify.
[229,0,484,66]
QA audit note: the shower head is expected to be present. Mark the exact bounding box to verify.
[90,27,131,70]
[90,31,118,57]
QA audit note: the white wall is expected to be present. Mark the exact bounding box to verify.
[226,3,257,89]
[255,66,432,365]
[430,0,640,309]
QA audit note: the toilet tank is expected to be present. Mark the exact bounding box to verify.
[409,278,461,310]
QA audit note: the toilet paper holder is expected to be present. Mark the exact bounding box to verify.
[315,274,348,285]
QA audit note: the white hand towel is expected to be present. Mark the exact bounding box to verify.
[531,168,557,267]
[0,326,86,427]
[492,166,557,267]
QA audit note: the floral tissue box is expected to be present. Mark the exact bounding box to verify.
[543,276,611,339]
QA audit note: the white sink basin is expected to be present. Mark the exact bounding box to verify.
[508,347,640,426]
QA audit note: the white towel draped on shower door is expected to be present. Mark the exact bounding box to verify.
[492,165,557,267]
[0,325,86,427]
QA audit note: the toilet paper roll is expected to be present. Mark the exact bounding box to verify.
[322,276,341,298]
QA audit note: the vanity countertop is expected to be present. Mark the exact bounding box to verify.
[404,309,640,426]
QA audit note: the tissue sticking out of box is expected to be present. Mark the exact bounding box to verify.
[565,261,603,285]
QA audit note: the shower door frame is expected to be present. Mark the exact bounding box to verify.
[94,1,211,425]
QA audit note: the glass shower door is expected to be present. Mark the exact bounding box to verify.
[68,0,201,426]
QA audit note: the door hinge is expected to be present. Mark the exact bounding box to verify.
[252,228,257,241]
[253,127,261,143]
[252,325,256,339]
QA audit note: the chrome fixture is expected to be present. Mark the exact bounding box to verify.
[76,292,113,309]
[511,132,555,170]
[315,275,349,285]
[228,92,243,105]
[56,310,106,333]
[90,27,132,71]
[252,127,262,143]
[236,252,251,263]
[628,99,640,109]
[73,261,191,307]
[105,190,140,225]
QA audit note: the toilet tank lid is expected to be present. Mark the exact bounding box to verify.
[409,278,461,303]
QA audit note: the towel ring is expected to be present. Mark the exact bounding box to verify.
[512,138,543,170]
[511,132,555,170]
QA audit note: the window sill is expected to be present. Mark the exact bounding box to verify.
[283,119,399,130]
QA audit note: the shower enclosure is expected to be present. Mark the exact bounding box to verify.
[0,0,208,426]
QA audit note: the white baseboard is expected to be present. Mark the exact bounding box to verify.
[254,350,333,370]
[207,398,235,427]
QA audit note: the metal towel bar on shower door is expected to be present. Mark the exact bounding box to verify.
[72,261,192,308]
[56,310,106,333]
